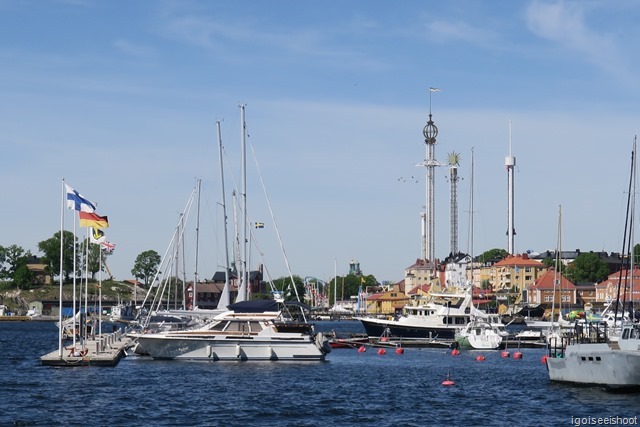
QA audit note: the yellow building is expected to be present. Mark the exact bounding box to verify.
[489,254,546,303]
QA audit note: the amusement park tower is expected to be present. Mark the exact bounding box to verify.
[419,88,440,262]
[505,122,516,254]
[447,152,461,255]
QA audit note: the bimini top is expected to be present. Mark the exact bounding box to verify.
[227,300,279,313]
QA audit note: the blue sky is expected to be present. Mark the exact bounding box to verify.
[1,0,639,284]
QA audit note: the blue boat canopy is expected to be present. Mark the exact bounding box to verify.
[228,300,279,313]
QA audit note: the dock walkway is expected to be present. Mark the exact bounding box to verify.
[40,329,133,367]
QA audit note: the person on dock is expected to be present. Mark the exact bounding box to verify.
[66,347,88,357]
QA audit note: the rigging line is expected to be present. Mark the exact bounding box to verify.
[247,228,277,294]
[137,183,199,323]
[246,136,302,305]
[615,145,635,324]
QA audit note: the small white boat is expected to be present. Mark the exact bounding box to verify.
[455,316,505,350]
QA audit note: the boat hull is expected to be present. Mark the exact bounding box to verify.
[455,334,503,350]
[358,317,457,340]
[546,343,640,389]
[135,334,327,361]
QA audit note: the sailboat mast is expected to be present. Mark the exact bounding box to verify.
[216,120,231,309]
[468,148,475,313]
[551,205,561,329]
[240,104,248,302]
[193,179,201,310]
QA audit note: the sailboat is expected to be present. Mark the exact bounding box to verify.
[455,149,505,350]
[132,106,330,361]
[546,137,640,389]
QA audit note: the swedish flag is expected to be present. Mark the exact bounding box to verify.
[255,222,264,229]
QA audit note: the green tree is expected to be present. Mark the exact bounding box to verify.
[477,248,509,262]
[272,275,305,301]
[326,274,377,303]
[131,250,161,286]
[565,252,610,283]
[0,244,33,286]
[13,264,33,289]
[38,231,77,282]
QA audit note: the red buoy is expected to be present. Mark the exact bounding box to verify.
[476,355,485,361]
[541,355,548,364]
[442,372,455,386]
[501,351,510,358]
[357,346,366,353]
[395,347,404,355]
[380,336,389,342]
[513,351,523,359]
[377,348,386,355]
[451,349,460,356]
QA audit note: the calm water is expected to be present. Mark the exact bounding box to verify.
[1,320,639,427]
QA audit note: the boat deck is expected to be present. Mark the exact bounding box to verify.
[40,330,133,367]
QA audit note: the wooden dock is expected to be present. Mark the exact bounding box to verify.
[40,330,134,367]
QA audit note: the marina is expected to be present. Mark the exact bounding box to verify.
[3,320,640,427]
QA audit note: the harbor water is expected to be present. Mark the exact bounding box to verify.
[2,320,639,426]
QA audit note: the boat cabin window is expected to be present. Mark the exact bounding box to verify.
[622,328,631,340]
[218,321,260,333]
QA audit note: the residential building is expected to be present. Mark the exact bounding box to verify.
[491,253,546,303]
[527,268,577,311]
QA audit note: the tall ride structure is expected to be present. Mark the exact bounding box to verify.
[447,152,461,256]
[420,88,440,262]
[505,122,516,254]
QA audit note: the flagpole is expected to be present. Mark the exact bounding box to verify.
[84,228,90,347]
[58,179,65,357]
[72,210,77,350]
[99,245,102,336]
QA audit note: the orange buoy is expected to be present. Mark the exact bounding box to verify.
[451,349,460,356]
[501,351,510,358]
[476,355,485,361]
[357,346,366,353]
[541,355,548,364]
[513,351,523,359]
[395,347,404,355]
[377,348,386,355]
[442,372,455,386]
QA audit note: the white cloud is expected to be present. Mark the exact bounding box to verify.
[525,0,633,83]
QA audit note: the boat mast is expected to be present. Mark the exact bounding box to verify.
[551,205,562,332]
[238,104,248,302]
[216,120,231,310]
[193,179,201,310]
[469,148,475,307]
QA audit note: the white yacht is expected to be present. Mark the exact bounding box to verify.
[132,300,331,361]
[356,288,504,341]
